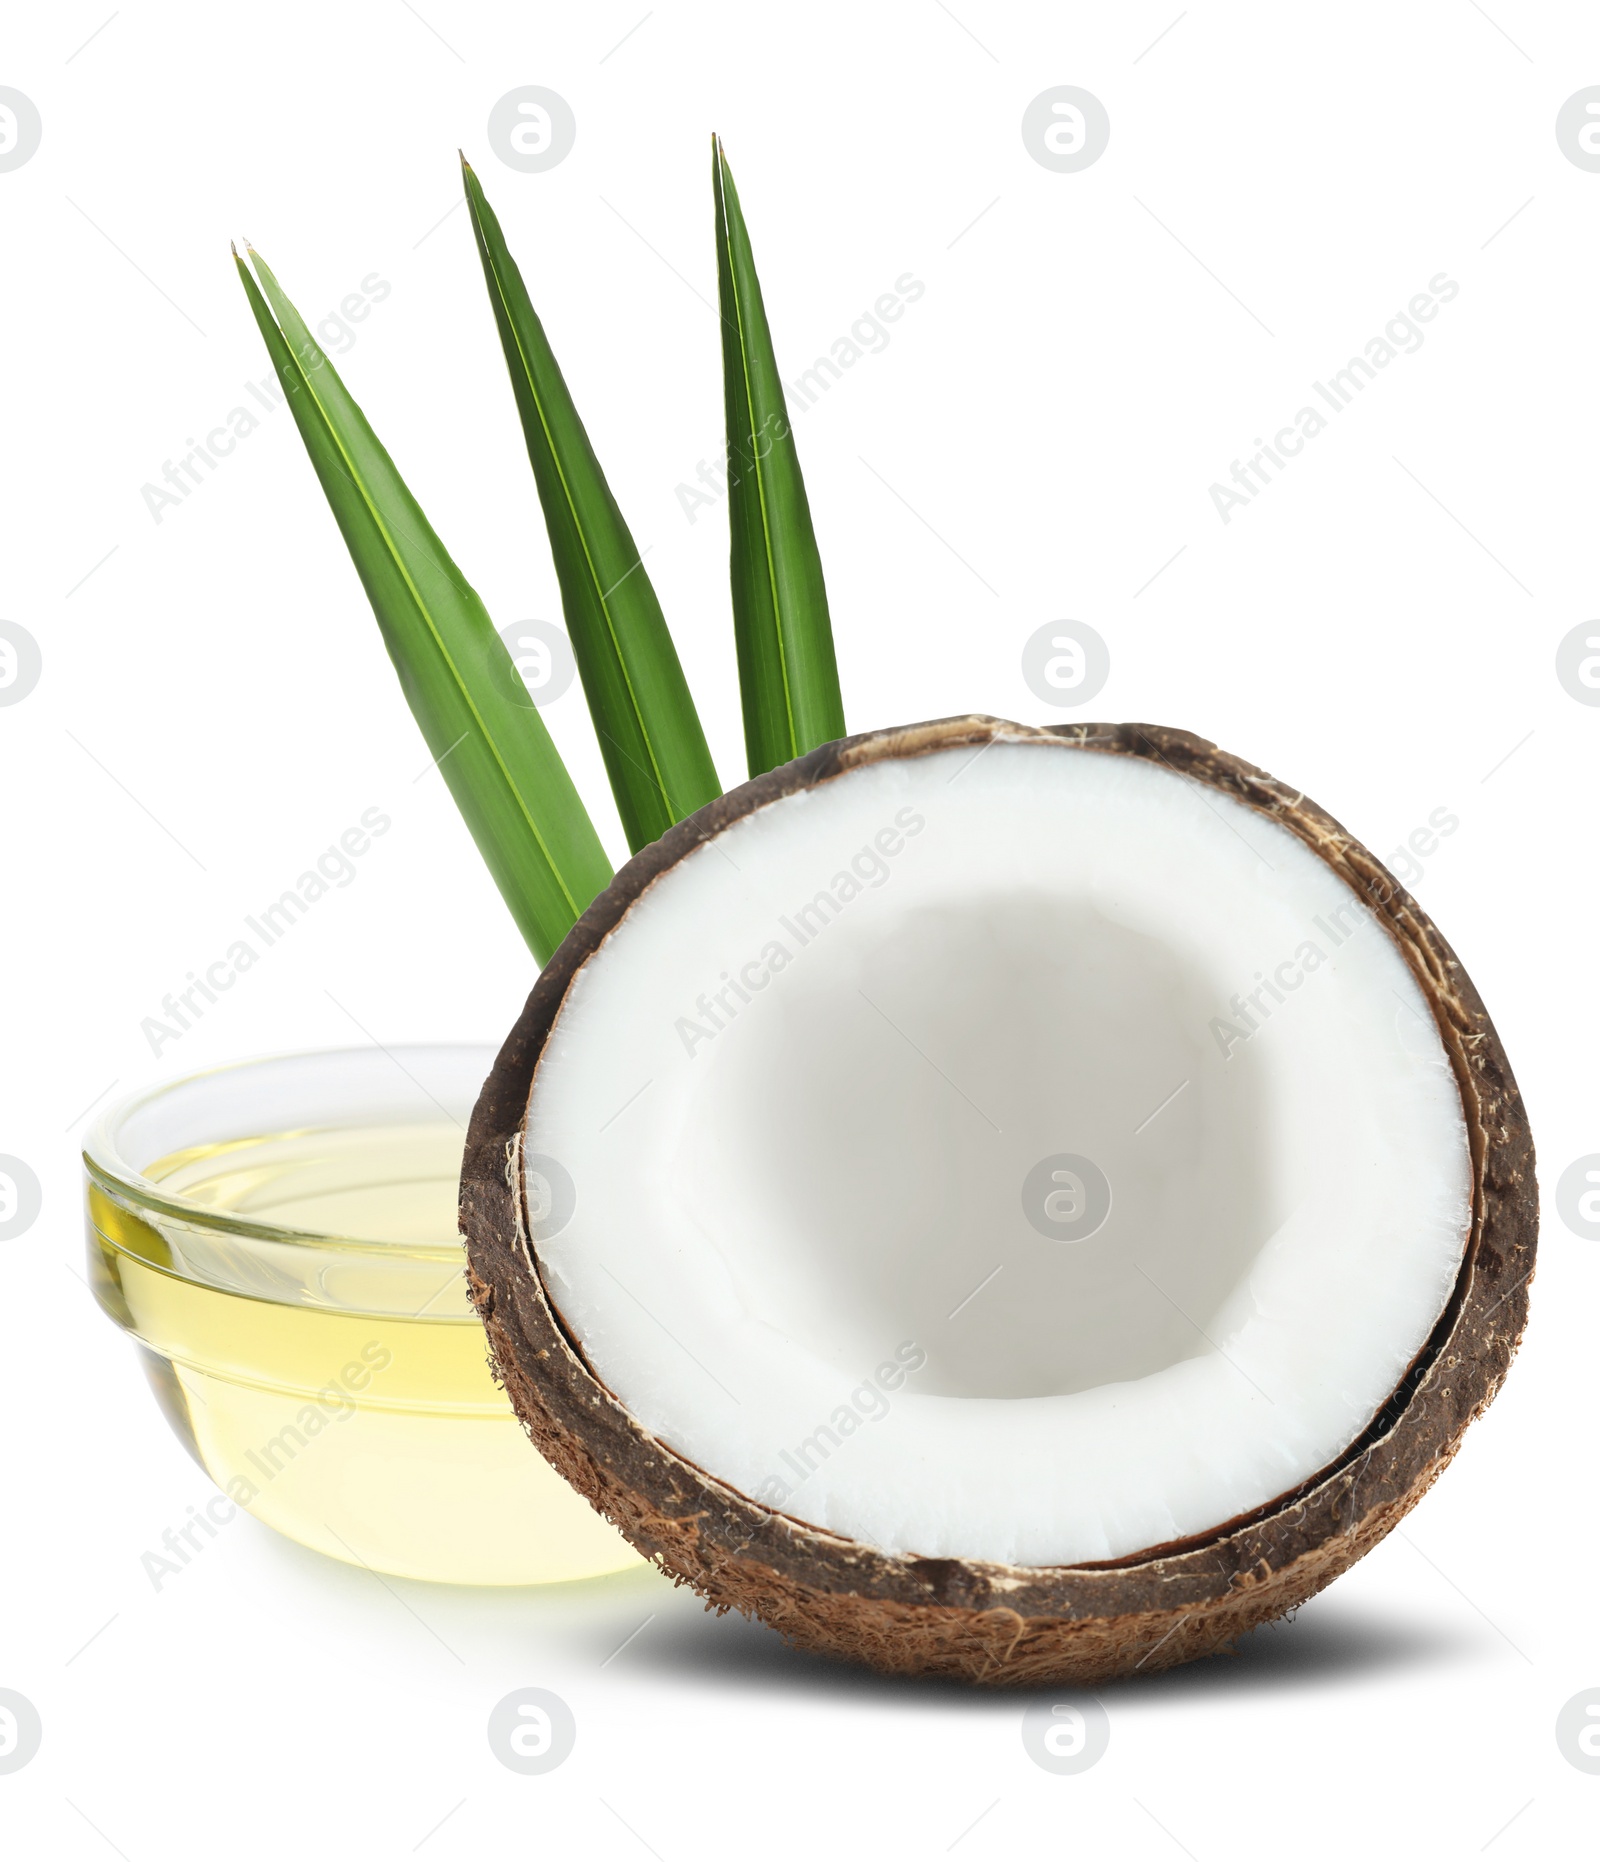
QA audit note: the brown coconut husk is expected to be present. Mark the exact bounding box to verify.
[460,717,1537,1685]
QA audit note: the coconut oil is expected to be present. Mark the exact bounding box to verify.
[87,1111,640,1586]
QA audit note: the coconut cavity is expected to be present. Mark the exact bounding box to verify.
[523,738,1474,1569]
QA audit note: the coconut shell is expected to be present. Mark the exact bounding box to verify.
[460,717,1537,1685]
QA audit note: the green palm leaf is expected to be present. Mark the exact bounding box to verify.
[235,247,612,965]
[461,158,722,853]
[713,136,845,777]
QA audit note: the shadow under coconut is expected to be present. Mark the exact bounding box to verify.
[1097,1600,1487,1703]
[622,1592,1488,1703]
[245,1509,1489,1703]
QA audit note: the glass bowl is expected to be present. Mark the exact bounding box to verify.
[83,1045,641,1586]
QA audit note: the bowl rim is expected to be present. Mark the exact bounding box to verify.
[83,1042,493,1264]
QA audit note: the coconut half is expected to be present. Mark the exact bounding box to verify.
[462,718,1535,1684]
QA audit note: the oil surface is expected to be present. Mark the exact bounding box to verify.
[89,1123,640,1586]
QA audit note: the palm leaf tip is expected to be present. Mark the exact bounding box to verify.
[713,138,845,779]
[460,161,723,854]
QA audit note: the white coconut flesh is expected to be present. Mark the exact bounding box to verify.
[526,743,1473,1567]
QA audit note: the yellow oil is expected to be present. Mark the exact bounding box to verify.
[87,1123,641,1586]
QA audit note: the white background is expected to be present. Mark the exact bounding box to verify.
[2,0,1597,1854]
